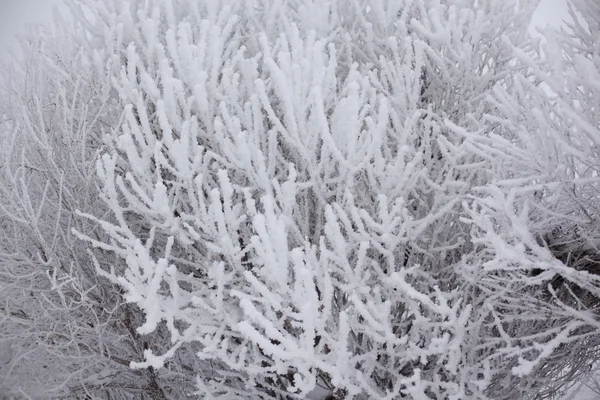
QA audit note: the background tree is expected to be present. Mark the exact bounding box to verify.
[0,6,199,399]
[458,0,600,398]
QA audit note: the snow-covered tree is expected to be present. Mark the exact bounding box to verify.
[3,0,599,398]
[69,0,589,398]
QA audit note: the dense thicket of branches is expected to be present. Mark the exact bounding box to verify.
[0,0,599,399]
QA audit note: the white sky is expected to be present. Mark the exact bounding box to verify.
[0,0,63,59]
[531,0,571,33]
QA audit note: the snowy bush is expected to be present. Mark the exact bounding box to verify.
[70,0,584,398]
[1,0,599,399]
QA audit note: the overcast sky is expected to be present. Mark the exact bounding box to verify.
[531,0,571,33]
[0,0,62,58]
[0,0,572,58]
